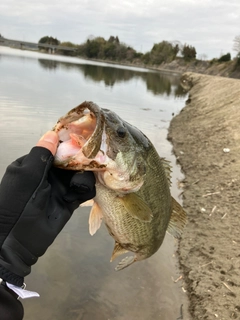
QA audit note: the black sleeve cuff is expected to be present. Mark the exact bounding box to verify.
[0,264,24,287]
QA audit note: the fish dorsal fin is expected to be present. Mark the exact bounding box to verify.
[89,202,103,236]
[160,157,172,186]
[167,197,187,238]
[110,242,129,262]
[118,193,153,222]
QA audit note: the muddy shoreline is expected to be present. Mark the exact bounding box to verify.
[168,72,240,319]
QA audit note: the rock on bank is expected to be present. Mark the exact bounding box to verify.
[168,72,240,320]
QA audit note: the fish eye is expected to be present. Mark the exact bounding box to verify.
[117,127,126,138]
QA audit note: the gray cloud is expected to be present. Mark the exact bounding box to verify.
[0,0,239,58]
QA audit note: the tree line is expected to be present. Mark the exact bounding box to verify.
[38,35,240,67]
[38,35,197,64]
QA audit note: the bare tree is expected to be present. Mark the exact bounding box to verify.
[86,34,95,41]
[233,35,240,53]
[198,53,208,61]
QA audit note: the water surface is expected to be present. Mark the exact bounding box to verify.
[0,47,189,320]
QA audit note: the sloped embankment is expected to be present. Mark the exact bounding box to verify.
[168,72,240,319]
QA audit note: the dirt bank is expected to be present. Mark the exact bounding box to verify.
[168,72,240,320]
[157,58,240,79]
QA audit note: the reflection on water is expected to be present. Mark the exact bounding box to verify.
[38,58,186,97]
[0,47,190,320]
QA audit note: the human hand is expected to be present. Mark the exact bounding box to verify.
[0,131,96,287]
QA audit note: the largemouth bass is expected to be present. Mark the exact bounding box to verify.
[53,101,186,270]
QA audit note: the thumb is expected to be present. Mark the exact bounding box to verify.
[36,131,59,155]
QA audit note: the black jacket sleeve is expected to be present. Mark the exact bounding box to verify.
[0,147,95,286]
[0,146,96,319]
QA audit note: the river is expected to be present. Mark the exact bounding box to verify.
[0,46,190,320]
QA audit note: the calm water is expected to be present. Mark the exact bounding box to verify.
[0,47,189,320]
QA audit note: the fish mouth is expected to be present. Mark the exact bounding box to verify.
[53,101,145,193]
[53,101,108,170]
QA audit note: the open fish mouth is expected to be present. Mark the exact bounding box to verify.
[53,101,145,193]
[53,101,109,171]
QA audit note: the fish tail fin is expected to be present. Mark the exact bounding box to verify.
[167,197,187,239]
[115,256,136,271]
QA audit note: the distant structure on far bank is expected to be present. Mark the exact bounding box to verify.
[0,35,76,54]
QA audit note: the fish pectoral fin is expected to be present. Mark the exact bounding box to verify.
[167,197,187,239]
[89,202,103,236]
[118,193,153,222]
[80,199,94,207]
[115,255,136,271]
[110,242,129,262]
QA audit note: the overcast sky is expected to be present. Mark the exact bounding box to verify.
[1,0,239,59]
